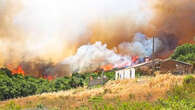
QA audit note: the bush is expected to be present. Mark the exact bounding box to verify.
[183,75,195,93]
[4,101,21,110]
[183,75,195,84]
[103,71,115,80]
[53,77,72,91]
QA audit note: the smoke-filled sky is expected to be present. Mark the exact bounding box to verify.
[0,0,152,63]
[0,0,195,75]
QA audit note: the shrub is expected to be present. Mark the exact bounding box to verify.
[183,75,195,93]
[4,101,21,110]
[183,75,195,84]
[103,71,115,80]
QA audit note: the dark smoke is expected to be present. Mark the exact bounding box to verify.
[157,32,178,52]
[150,0,195,44]
[20,59,71,77]
[154,32,179,58]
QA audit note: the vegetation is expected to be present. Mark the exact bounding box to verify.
[0,68,115,101]
[0,68,81,100]
[171,43,195,64]
[0,75,194,110]
[77,75,195,110]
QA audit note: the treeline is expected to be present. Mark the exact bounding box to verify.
[0,68,115,101]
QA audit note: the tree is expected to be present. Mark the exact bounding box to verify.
[171,44,195,64]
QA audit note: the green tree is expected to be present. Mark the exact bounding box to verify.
[171,44,195,63]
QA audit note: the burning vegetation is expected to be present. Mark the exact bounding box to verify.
[7,65,25,76]
[0,0,194,78]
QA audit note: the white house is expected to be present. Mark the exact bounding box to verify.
[115,68,135,80]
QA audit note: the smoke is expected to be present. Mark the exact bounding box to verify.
[0,0,152,64]
[62,33,163,73]
[63,42,127,73]
[150,0,195,44]
[118,33,162,57]
[0,0,195,76]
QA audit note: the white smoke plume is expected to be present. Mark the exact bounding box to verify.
[62,33,161,73]
[118,33,162,57]
[63,42,129,73]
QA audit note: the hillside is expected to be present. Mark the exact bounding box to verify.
[0,74,193,110]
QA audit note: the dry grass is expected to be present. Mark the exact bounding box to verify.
[0,74,189,109]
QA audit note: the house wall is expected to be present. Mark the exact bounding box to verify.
[160,60,192,74]
[160,60,177,72]
[115,68,135,80]
[131,59,192,75]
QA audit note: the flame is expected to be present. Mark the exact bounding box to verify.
[6,63,56,80]
[101,64,113,71]
[7,65,25,76]
[132,56,139,63]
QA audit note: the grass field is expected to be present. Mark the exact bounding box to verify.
[0,74,194,110]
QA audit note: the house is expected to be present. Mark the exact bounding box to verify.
[131,58,193,75]
[114,58,193,80]
[114,59,162,80]
[130,59,161,75]
[160,58,192,74]
[115,68,135,80]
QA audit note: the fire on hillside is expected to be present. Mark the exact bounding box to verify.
[7,64,25,76]
[6,64,54,80]
[0,0,195,78]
